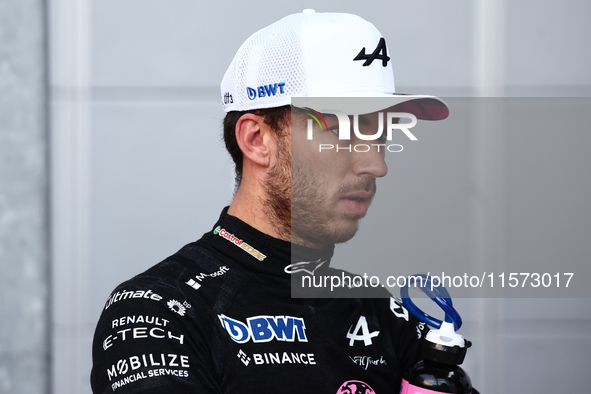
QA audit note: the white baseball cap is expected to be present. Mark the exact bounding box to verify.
[220,9,449,120]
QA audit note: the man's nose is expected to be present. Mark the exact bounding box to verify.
[352,146,388,178]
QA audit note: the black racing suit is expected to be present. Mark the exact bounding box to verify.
[91,208,428,394]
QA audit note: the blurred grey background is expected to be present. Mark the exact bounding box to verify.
[1,0,590,393]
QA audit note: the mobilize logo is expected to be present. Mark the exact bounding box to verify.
[185,266,229,290]
[214,226,267,261]
[303,107,418,153]
[107,353,190,390]
[218,314,308,344]
[247,82,286,100]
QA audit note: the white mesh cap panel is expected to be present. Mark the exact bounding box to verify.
[221,13,307,112]
[220,10,447,120]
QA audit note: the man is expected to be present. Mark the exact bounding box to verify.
[91,10,450,393]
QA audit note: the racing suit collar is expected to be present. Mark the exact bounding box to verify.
[204,207,334,277]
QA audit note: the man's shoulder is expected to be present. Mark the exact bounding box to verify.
[91,239,234,394]
[107,241,217,291]
[96,239,250,327]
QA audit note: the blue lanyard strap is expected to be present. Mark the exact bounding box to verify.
[400,274,463,331]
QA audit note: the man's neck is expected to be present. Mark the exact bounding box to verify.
[229,191,331,250]
[227,185,286,242]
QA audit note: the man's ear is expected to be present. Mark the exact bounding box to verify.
[235,113,274,168]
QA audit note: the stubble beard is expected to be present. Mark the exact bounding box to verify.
[292,166,377,248]
[263,153,377,248]
[260,137,292,242]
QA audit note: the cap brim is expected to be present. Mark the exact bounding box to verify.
[292,94,449,120]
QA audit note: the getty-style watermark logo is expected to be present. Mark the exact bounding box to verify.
[302,107,417,153]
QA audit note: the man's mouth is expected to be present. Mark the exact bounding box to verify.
[341,191,374,216]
